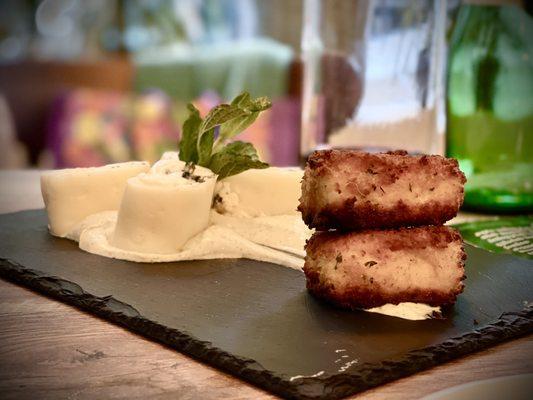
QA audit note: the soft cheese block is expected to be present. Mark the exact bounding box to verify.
[214,167,303,217]
[111,161,216,254]
[41,161,150,237]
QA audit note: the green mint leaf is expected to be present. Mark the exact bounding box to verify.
[209,141,268,179]
[212,93,272,153]
[248,96,271,112]
[200,104,250,134]
[178,103,202,164]
[197,129,214,167]
[230,92,270,111]
[231,92,251,107]
[213,112,259,153]
[178,92,271,179]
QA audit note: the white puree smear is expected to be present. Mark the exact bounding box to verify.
[367,303,441,321]
[71,210,308,270]
[54,152,440,321]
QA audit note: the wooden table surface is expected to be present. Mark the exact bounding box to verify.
[0,170,531,400]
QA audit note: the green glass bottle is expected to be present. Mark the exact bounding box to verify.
[447,4,533,213]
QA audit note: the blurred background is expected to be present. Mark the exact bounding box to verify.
[0,0,303,169]
[0,0,531,211]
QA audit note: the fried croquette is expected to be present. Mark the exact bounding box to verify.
[303,226,466,309]
[298,150,466,230]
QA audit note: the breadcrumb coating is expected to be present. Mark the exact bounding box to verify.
[303,226,466,309]
[298,150,466,230]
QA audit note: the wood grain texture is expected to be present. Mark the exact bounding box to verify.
[0,170,531,399]
[0,280,275,400]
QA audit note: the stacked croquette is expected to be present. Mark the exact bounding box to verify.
[298,150,467,310]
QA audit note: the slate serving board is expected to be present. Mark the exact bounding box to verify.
[0,210,532,400]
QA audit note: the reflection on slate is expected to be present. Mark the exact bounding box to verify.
[0,210,532,400]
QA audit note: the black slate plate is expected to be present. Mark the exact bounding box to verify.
[0,210,532,400]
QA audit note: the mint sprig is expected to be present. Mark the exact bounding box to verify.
[178,92,271,179]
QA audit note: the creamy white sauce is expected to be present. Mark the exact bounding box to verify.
[69,210,308,270]
[210,212,308,258]
[366,303,441,320]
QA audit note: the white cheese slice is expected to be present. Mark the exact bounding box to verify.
[41,161,150,237]
[111,160,216,254]
[215,167,303,217]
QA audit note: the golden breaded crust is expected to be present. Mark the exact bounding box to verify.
[298,150,466,230]
[303,226,466,309]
